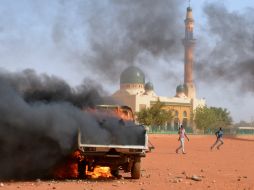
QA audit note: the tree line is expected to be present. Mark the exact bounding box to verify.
[136,101,232,131]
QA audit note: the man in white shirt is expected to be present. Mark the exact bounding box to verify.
[176,125,190,154]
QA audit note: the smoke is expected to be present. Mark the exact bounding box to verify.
[196,3,254,93]
[3,1,254,92]
[84,0,184,81]
[0,69,108,108]
[0,69,145,179]
[0,0,185,85]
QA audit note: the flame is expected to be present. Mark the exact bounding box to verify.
[85,106,134,122]
[86,166,112,179]
[53,150,82,179]
[53,150,112,179]
[116,107,133,121]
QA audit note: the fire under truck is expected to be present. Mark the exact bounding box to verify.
[77,105,151,179]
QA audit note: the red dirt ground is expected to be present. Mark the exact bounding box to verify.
[1,135,254,190]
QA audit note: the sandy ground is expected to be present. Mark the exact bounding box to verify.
[1,134,254,190]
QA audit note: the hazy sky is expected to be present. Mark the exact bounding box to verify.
[0,0,253,123]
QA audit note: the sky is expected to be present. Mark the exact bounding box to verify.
[0,0,253,123]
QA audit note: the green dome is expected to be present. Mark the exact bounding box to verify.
[120,66,145,84]
[145,82,154,91]
[176,84,186,93]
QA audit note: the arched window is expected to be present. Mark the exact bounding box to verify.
[183,111,187,118]
[182,118,188,128]
[174,118,179,130]
[175,110,179,117]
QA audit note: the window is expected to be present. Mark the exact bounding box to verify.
[174,118,179,130]
[175,110,179,117]
[183,111,187,118]
[182,118,188,128]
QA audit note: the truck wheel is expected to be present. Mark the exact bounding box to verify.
[78,160,86,179]
[131,160,141,179]
[111,169,119,177]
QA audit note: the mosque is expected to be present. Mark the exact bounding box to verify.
[112,5,205,129]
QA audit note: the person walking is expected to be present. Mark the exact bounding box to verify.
[211,127,224,150]
[176,125,189,154]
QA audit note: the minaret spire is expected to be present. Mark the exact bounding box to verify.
[182,3,196,99]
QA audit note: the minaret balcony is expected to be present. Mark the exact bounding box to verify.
[182,39,196,46]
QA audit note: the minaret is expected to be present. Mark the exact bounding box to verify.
[182,3,196,99]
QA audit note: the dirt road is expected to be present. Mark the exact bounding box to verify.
[1,135,254,190]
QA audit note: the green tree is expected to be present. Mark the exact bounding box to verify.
[136,101,173,129]
[194,106,232,130]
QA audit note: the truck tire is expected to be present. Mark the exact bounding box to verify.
[78,160,86,179]
[111,169,119,177]
[131,160,141,179]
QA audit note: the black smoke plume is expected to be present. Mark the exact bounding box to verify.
[84,0,184,81]
[0,0,185,85]
[196,3,254,93]
[0,69,145,179]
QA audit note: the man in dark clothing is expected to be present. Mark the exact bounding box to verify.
[210,127,224,150]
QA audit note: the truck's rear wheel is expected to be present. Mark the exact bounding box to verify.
[78,160,86,179]
[111,169,119,177]
[131,159,141,179]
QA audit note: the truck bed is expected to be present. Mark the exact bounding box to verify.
[78,123,147,146]
[78,126,148,156]
[78,143,147,156]
[79,144,147,149]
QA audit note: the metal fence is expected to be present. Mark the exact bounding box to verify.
[147,126,254,135]
[147,126,193,134]
[233,128,254,135]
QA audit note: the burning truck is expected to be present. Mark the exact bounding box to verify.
[75,105,149,179]
[0,71,150,180]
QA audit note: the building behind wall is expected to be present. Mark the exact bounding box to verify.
[112,5,205,129]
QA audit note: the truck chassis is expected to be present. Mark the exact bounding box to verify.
[77,132,147,179]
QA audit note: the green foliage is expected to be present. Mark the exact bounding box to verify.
[194,106,232,130]
[136,101,173,127]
